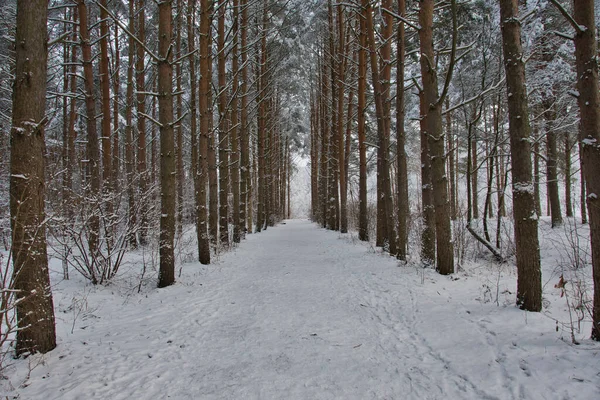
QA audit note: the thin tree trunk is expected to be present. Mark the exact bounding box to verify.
[198,0,212,263]
[175,0,184,236]
[157,0,176,288]
[217,0,230,246]
[136,1,149,245]
[357,9,368,241]
[396,0,408,259]
[337,0,348,233]
[544,100,562,227]
[125,0,137,248]
[564,133,573,218]
[78,0,101,273]
[240,0,249,236]
[231,0,241,243]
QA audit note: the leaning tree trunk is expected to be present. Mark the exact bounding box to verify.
[11,0,56,355]
[157,0,175,288]
[499,0,542,311]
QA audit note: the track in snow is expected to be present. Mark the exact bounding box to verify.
[12,219,598,400]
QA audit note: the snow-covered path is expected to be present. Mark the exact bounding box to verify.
[10,220,600,399]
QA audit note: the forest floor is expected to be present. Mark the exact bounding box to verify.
[4,219,600,399]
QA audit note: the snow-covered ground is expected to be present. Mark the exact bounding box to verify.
[3,219,600,399]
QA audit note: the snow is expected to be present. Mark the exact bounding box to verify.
[4,219,600,399]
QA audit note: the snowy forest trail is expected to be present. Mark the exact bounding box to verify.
[11,220,600,400]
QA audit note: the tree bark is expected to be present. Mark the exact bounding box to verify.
[217,0,230,246]
[364,0,396,255]
[499,0,542,311]
[125,0,137,248]
[77,0,101,272]
[157,0,176,288]
[571,0,600,340]
[396,0,408,259]
[11,0,56,355]
[419,0,454,274]
[136,1,149,245]
[198,0,212,264]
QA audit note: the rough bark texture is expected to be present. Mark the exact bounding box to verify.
[337,0,347,233]
[231,0,241,243]
[99,0,112,188]
[499,0,542,311]
[357,10,368,242]
[157,0,175,288]
[198,0,212,264]
[78,0,101,269]
[364,0,396,255]
[136,1,148,245]
[572,0,600,340]
[240,0,249,235]
[217,0,230,247]
[418,0,454,274]
[125,0,137,248]
[11,0,56,355]
[396,0,408,259]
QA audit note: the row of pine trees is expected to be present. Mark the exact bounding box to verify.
[8,0,293,355]
[309,0,600,340]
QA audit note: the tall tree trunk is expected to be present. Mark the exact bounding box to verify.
[125,0,137,248]
[337,0,348,233]
[364,0,396,255]
[419,0,454,274]
[217,0,230,246]
[256,4,268,232]
[240,0,249,236]
[499,0,542,311]
[207,3,219,245]
[11,0,56,355]
[136,1,149,245]
[157,0,176,288]
[198,0,212,264]
[571,0,600,340]
[396,0,408,259]
[231,0,241,243]
[78,0,101,273]
[99,0,112,190]
[357,10,368,241]
[310,89,319,221]
[319,50,329,229]
[112,22,120,186]
[175,0,184,236]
